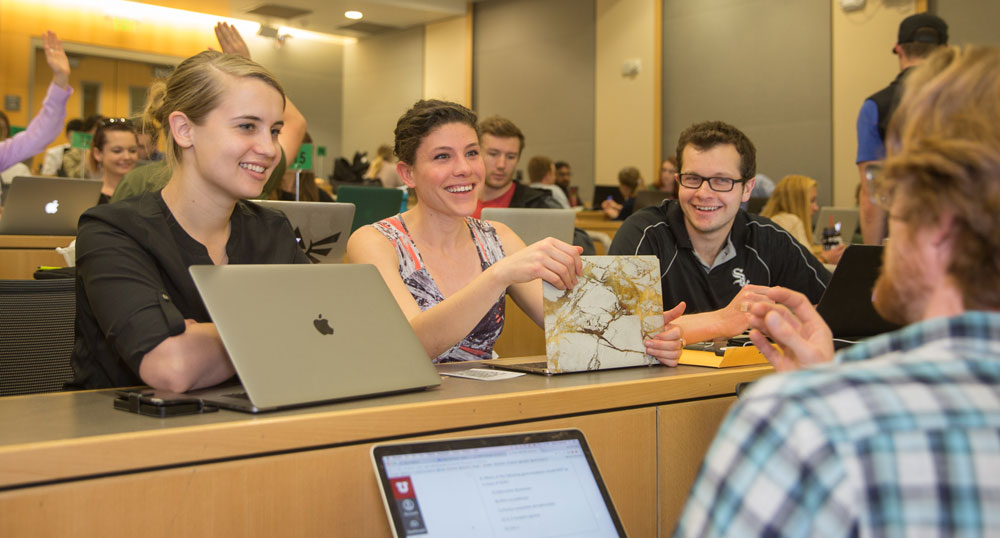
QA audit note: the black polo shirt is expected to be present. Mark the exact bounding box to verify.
[608,200,830,313]
[69,191,308,389]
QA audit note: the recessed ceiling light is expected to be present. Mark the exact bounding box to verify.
[345,10,363,20]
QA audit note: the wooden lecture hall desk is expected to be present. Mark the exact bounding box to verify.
[0,360,772,537]
[0,235,73,279]
[575,209,624,239]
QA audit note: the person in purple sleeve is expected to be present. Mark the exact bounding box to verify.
[0,31,72,172]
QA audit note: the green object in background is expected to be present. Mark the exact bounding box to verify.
[291,143,313,170]
[9,125,25,136]
[317,146,327,157]
[70,131,92,149]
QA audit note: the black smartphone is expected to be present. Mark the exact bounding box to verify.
[113,391,218,417]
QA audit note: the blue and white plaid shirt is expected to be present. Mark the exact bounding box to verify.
[674,311,1000,537]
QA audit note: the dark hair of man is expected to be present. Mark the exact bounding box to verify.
[393,99,478,165]
[0,110,9,139]
[675,120,756,181]
[81,114,104,133]
[64,118,84,136]
[901,28,946,59]
[618,166,641,190]
[478,115,525,153]
[554,161,569,170]
[527,155,553,182]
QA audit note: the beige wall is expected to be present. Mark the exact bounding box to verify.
[341,27,425,164]
[251,38,344,180]
[831,0,916,206]
[424,14,471,106]
[594,0,658,189]
[473,0,596,196]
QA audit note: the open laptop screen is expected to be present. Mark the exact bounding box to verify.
[372,430,626,538]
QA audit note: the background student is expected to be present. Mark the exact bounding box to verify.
[760,174,845,264]
[87,118,139,204]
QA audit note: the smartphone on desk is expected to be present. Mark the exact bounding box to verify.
[113,390,218,418]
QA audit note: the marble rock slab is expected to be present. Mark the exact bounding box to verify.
[543,256,664,373]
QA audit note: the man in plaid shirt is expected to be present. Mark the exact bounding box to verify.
[675,45,1000,537]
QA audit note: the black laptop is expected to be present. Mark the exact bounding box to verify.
[815,245,901,346]
[591,185,623,208]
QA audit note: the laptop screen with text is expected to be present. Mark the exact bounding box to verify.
[372,430,625,538]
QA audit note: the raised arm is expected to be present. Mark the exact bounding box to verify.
[0,31,71,170]
[346,225,581,359]
[214,21,306,162]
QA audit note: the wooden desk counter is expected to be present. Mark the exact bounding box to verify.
[575,209,624,239]
[0,235,73,279]
[0,361,772,537]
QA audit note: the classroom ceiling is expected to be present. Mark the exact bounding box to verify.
[229,0,481,38]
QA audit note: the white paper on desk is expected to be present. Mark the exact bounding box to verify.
[440,368,525,381]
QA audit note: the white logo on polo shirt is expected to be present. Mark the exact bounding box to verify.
[732,268,749,287]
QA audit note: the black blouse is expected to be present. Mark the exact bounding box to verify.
[69,191,308,389]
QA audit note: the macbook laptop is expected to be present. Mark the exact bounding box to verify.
[371,429,627,538]
[254,200,355,263]
[187,263,440,412]
[0,176,102,235]
[481,207,575,245]
[812,207,860,246]
[815,244,901,345]
[494,256,663,375]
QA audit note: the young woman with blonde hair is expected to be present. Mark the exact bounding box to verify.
[761,174,844,264]
[70,50,307,391]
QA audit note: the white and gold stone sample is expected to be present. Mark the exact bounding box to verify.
[543,256,664,373]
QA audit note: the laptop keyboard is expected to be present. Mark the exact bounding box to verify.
[516,361,548,369]
[222,392,250,400]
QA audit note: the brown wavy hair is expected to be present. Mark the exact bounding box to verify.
[394,100,478,165]
[676,121,756,182]
[883,45,1000,310]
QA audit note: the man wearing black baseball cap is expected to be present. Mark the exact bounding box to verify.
[856,12,947,245]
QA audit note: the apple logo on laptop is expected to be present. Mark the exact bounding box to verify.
[313,314,334,335]
[45,200,59,214]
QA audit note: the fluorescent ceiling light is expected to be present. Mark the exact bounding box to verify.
[39,0,355,44]
[344,10,364,20]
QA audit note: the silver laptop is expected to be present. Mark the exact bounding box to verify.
[187,263,440,412]
[0,176,102,235]
[253,200,355,263]
[481,207,575,245]
[371,429,627,538]
[494,255,664,375]
[812,207,860,245]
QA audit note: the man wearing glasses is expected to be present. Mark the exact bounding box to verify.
[609,121,829,357]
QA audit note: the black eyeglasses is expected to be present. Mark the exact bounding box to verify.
[677,173,747,193]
